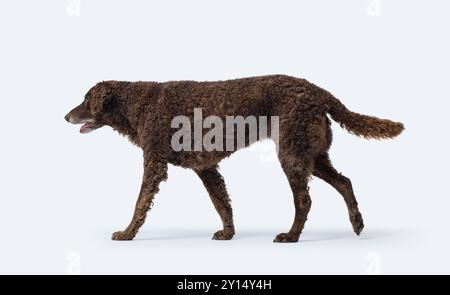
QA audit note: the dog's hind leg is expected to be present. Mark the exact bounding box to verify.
[313,153,364,235]
[112,156,168,240]
[274,153,314,243]
[195,166,235,240]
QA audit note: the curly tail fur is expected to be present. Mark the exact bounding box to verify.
[326,93,404,139]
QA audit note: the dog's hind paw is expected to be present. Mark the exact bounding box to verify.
[350,212,364,236]
[273,232,299,243]
[112,230,135,241]
[212,229,234,240]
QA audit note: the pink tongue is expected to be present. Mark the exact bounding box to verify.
[80,122,91,132]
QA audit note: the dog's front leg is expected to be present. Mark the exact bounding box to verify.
[112,155,168,240]
[195,167,235,240]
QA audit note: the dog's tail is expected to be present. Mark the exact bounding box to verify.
[325,92,404,139]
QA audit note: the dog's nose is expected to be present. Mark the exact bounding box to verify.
[64,113,71,122]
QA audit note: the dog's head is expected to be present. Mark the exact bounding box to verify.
[65,81,117,134]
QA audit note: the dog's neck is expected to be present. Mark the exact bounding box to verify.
[106,82,159,147]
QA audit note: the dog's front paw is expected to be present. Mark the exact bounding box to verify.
[273,232,299,243]
[112,230,135,241]
[212,229,235,240]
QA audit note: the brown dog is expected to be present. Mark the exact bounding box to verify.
[65,75,404,242]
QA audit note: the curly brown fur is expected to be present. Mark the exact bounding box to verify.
[195,166,235,240]
[65,74,404,242]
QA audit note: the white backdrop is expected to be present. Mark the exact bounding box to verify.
[0,0,449,274]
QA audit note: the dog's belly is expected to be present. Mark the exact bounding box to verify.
[166,118,274,169]
[169,150,233,170]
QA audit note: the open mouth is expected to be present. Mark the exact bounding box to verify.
[79,120,98,134]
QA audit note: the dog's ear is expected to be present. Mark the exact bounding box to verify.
[90,82,114,116]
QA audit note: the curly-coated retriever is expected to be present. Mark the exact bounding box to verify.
[65,75,404,242]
